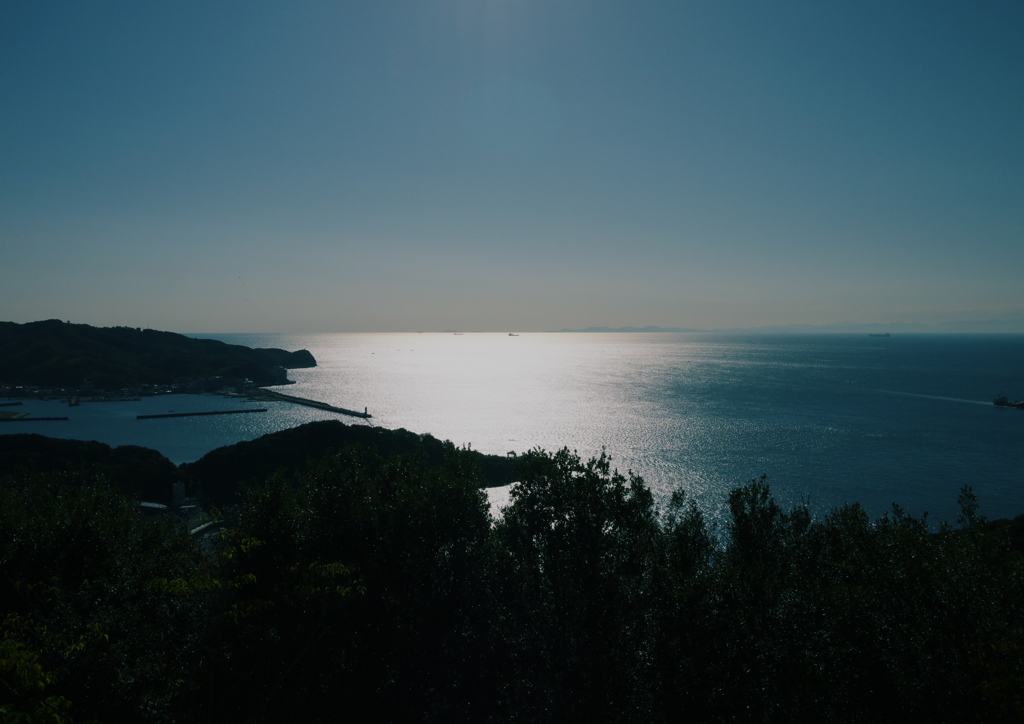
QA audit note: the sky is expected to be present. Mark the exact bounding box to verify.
[2,1,1023,333]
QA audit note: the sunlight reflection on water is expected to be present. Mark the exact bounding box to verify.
[7,332,1024,525]
[260,332,1024,525]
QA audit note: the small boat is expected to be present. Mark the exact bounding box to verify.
[993,395,1024,409]
[508,333,518,336]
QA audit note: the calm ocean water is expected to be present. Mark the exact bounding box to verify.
[5,333,1024,526]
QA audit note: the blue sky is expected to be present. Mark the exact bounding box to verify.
[2,1,1022,332]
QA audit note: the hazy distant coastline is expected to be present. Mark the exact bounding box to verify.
[551,319,1024,334]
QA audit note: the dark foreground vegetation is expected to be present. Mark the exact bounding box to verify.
[3,436,1024,722]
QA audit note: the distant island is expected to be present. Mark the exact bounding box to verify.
[0,319,316,391]
[551,319,1024,334]
[551,325,705,333]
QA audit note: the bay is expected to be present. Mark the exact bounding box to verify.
[206,332,1024,526]
[4,332,1023,526]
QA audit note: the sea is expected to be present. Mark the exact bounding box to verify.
[4,333,1024,527]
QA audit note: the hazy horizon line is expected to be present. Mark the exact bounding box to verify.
[9,318,1024,336]
[200,319,1024,335]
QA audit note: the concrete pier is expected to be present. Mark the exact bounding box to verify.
[252,389,372,418]
[137,408,268,420]
[0,415,68,421]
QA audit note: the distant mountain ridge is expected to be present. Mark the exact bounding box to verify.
[0,319,316,389]
[551,319,1024,334]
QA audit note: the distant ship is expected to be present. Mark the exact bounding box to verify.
[508,333,519,336]
[993,395,1024,409]
[869,332,891,337]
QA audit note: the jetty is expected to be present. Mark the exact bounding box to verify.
[138,409,268,420]
[0,415,69,422]
[251,389,372,419]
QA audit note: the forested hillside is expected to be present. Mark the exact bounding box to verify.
[0,421,516,506]
[181,419,516,503]
[0,320,316,389]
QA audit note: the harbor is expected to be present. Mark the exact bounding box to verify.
[0,391,373,465]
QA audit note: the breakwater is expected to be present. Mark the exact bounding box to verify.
[138,409,268,420]
[0,416,69,422]
[252,389,372,419]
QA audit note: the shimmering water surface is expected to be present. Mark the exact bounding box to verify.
[5,333,1024,525]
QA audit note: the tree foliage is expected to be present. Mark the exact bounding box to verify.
[3,443,1024,722]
